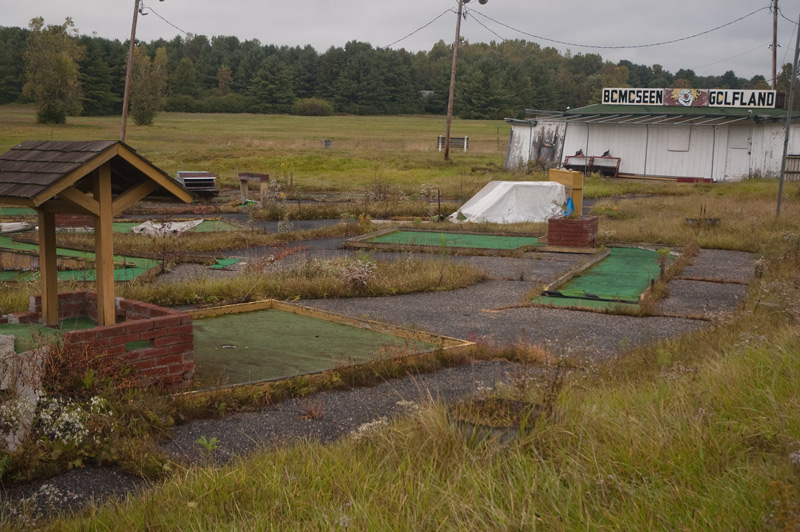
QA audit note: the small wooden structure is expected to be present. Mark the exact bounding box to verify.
[237,172,270,207]
[176,171,219,197]
[0,140,192,326]
[548,168,584,216]
[437,135,469,152]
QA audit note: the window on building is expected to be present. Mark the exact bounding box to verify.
[667,128,691,152]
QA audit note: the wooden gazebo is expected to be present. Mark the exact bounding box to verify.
[0,141,192,326]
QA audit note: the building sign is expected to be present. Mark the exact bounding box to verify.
[708,90,776,108]
[602,88,663,105]
[602,88,778,109]
[664,88,709,107]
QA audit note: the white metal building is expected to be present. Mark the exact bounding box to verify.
[505,90,800,182]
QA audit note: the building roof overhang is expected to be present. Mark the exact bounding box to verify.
[511,105,799,127]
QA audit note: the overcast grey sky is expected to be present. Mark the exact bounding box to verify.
[4,0,800,81]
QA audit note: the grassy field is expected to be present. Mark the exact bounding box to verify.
[3,105,800,529]
[0,104,511,198]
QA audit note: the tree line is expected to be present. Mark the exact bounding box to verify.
[0,18,786,125]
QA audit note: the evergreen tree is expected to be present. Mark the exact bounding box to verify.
[0,26,29,104]
[78,37,119,115]
[171,57,199,97]
[216,65,233,95]
[23,17,84,123]
[247,56,294,113]
[456,56,516,119]
[130,46,167,126]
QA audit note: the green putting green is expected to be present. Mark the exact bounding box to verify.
[192,309,436,388]
[0,235,160,282]
[0,207,36,216]
[0,317,96,353]
[533,247,666,310]
[370,230,541,250]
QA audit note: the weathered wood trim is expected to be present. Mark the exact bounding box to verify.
[58,186,100,216]
[93,163,116,326]
[0,197,34,207]
[112,181,160,216]
[115,144,193,204]
[31,151,112,208]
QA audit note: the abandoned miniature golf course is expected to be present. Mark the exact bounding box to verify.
[1,217,751,390]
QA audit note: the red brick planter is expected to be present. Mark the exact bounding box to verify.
[8,291,194,387]
[547,216,599,248]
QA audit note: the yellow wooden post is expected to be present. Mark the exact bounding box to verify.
[549,168,584,216]
[37,210,59,326]
[93,164,116,326]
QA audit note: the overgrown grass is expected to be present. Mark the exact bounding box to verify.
[0,254,485,314]
[49,220,369,259]
[0,105,509,198]
[594,185,800,252]
[120,255,486,307]
[35,331,800,530]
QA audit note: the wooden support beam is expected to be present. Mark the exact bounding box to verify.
[37,210,59,326]
[58,186,100,216]
[40,200,94,215]
[93,163,116,326]
[113,181,159,216]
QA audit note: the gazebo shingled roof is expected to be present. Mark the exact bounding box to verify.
[0,140,192,326]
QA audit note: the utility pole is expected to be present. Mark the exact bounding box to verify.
[120,0,141,142]
[772,0,779,90]
[777,9,800,216]
[443,0,465,162]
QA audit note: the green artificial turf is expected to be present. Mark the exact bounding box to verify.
[0,235,160,282]
[370,230,540,250]
[191,309,436,388]
[533,247,665,310]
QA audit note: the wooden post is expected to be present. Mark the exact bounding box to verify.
[239,177,248,204]
[259,174,270,209]
[37,210,59,326]
[93,164,116,326]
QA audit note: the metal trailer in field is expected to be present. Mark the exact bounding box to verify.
[505,93,800,182]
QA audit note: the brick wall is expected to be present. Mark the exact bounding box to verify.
[547,216,599,248]
[23,291,194,387]
[54,214,94,229]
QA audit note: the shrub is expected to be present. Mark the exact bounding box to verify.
[291,98,334,116]
[163,94,197,113]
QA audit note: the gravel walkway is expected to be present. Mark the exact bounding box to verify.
[165,360,524,464]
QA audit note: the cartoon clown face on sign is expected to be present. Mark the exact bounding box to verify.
[671,88,701,107]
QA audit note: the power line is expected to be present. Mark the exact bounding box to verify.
[778,7,800,25]
[142,2,191,37]
[470,5,771,50]
[692,42,770,72]
[384,8,453,49]
[465,8,506,43]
